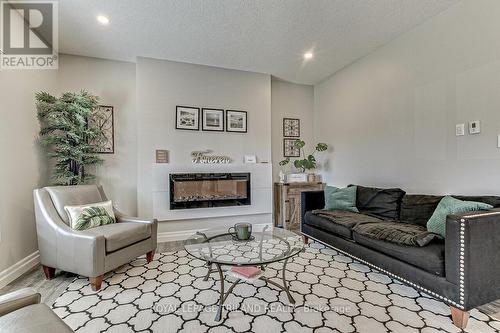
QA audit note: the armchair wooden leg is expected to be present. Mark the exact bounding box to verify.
[450,306,469,329]
[302,235,309,244]
[90,275,103,291]
[42,265,55,280]
[146,249,155,263]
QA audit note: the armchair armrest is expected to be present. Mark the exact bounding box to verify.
[114,209,158,248]
[445,208,500,310]
[114,209,157,225]
[301,190,325,225]
[0,288,40,317]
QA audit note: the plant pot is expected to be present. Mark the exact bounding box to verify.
[287,173,308,183]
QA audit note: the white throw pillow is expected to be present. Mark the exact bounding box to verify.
[64,200,116,230]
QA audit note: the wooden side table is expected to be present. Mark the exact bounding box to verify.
[273,182,325,230]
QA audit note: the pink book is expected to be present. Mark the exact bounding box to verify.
[231,266,261,278]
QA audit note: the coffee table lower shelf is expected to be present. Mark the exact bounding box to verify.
[205,260,297,322]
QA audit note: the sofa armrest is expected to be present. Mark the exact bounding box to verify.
[0,288,41,317]
[301,190,325,226]
[445,208,500,310]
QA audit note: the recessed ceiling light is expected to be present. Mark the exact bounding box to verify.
[304,52,313,60]
[97,15,110,25]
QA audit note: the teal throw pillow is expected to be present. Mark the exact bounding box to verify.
[324,186,359,213]
[426,196,492,237]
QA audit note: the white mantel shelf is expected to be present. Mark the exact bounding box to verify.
[151,163,272,221]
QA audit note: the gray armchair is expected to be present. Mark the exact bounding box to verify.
[0,288,73,332]
[34,185,157,291]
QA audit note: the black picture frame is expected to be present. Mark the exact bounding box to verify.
[283,138,300,157]
[283,118,300,137]
[202,108,225,132]
[89,105,114,154]
[226,110,248,133]
[176,106,200,131]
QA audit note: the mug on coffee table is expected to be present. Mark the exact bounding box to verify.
[228,222,252,240]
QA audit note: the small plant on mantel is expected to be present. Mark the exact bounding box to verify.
[36,90,105,185]
[279,140,328,173]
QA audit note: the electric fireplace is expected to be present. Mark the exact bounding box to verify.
[169,173,251,209]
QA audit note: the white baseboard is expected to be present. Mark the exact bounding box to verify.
[157,223,272,243]
[158,229,198,242]
[0,251,40,289]
[0,225,274,287]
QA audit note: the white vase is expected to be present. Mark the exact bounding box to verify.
[278,171,286,183]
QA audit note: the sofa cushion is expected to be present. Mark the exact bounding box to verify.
[0,303,73,333]
[401,194,500,227]
[353,232,445,276]
[454,195,500,208]
[350,185,406,220]
[401,195,443,227]
[352,221,441,247]
[305,210,383,239]
[83,222,151,252]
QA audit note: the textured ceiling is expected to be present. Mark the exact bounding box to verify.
[59,0,459,84]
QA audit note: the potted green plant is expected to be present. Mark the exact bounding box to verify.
[279,140,328,182]
[36,90,105,185]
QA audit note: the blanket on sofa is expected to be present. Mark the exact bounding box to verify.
[352,222,441,247]
[311,210,440,247]
[311,209,383,228]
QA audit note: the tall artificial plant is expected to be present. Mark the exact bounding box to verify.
[36,90,104,185]
[279,140,328,173]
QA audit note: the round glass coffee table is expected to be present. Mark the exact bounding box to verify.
[184,225,304,321]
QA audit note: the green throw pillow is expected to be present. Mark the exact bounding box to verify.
[65,200,116,230]
[426,196,492,237]
[324,186,359,213]
[74,206,115,231]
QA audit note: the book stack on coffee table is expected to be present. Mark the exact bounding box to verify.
[226,266,263,281]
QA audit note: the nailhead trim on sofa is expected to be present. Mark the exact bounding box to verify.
[304,233,464,309]
[455,211,500,308]
[459,219,465,306]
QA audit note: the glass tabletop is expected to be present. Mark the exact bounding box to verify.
[184,225,304,266]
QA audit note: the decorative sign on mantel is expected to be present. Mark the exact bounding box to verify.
[191,150,231,164]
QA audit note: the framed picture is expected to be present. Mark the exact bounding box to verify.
[176,106,200,130]
[283,118,300,137]
[89,105,114,154]
[202,108,224,131]
[283,138,300,157]
[226,110,247,133]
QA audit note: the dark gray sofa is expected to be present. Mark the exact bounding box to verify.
[300,185,500,329]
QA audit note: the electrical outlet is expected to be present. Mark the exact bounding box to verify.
[456,124,465,136]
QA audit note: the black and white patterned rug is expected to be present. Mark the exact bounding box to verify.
[52,240,500,332]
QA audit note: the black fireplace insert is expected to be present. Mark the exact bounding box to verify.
[169,173,251,210]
